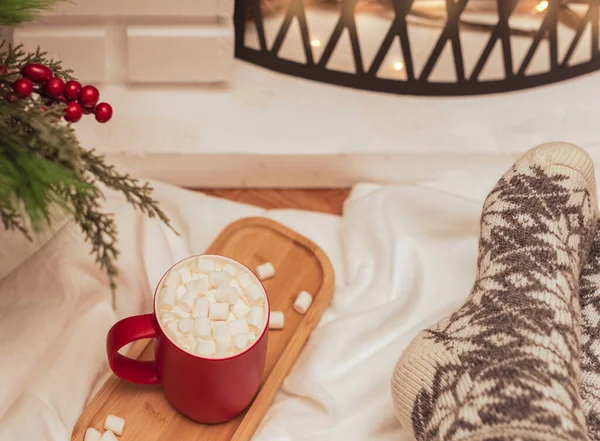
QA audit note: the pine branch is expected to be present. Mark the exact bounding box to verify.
[80,149,177,232]
[0,43,177,307]
[0,0,63,26]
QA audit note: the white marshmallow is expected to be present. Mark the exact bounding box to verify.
[248,307,264,331]
[160,312,177,324]
[191,298,209,318]
[248,332,257,343]
[158,286,176,310]
[213,321,232,342]
[205,291,216,303]
[179,267,192,284]
[165,321,182,339]
[215,284,238,304]
[233,334,249,350]
[100,430,118,441]
[187,278,209,296]
[176,284,187,299]
[256,262,275,281]
[177,290,196,312]
[269,311,285,330]
[245,283,265,306]
[222,263,238,276]
[193,316,212,339]
[84,428,101,441]
[232,299,251,319]
[171,305,191,318]
[230,278,243,293]
[178,317,194,334]
[195,338,216,356]
[209,271,231,287]
[228,319,250,336]
[216,340,232,354]
[293,291,313,314]
[228,311,236,321]
[165,270,181,287]
[196,257,215,273]
[178,336,194,352]
[237,272,254,289]
[209,302,229,320]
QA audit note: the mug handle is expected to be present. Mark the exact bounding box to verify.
[106,314,160,385]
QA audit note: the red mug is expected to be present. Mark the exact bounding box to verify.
[106,254,270,423]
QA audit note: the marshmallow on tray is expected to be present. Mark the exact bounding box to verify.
[100,431,118,441]
[294,291,313,314]
[269,311,285,330]
[84,428,101,441]
[256,262,275,281]
[104,415,125,436]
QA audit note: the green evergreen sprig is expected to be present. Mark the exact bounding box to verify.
[0,43,177,307]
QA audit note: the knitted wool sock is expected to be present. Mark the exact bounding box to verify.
[580,226,600,440]
[391,142,597,441]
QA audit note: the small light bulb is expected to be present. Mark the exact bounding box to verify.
[310,39,321,48]
[535,1,548,12]
[393,62,404,71]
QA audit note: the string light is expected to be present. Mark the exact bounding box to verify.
[393,62,404,71]
[535,1,548,12]
[310,39,321,48]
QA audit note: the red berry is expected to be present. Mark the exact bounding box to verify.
[78,85,99,108]
[13,78,33,97]
[0,66,7,75]
[64,102,83,122]
[45,77,65,98]
[94,102,112,123]
[21,63,52,82]
[64,80,81,101]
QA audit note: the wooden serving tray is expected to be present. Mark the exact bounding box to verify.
[71,217,335,441]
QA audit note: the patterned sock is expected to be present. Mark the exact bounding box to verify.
[390,143,597,441]
[580,226,600,440]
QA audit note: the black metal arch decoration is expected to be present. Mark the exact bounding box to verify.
[234,0,600,96]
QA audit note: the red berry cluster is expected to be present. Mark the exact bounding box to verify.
[12,63,112,123]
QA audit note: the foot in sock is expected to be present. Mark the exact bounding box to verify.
[391,142,597,441]
[580,226,600,440]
